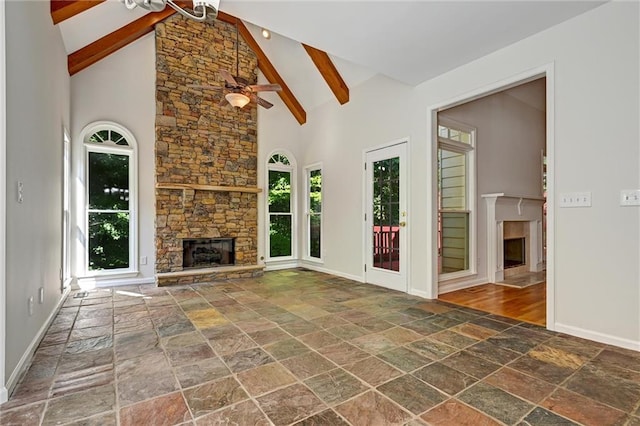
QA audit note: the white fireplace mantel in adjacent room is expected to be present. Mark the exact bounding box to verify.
[482,193,545,283]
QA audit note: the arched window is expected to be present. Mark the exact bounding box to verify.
[81,122,138,275]
[267,151,296,260]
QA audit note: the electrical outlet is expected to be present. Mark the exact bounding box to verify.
[559,192,591,208]
[140,256,148,265]
[620,189,640,206]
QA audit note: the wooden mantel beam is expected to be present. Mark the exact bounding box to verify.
[302,44,349,105]
[51,0,106,25]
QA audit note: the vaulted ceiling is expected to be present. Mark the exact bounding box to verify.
[52,0,604,124]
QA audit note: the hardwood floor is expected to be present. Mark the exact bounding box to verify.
[439,282,546,326]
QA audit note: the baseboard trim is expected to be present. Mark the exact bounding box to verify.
[299,263,364,283]
[79,276,156,289]
[5,286,71,396]
[438,277,488,295]
[408,288,432,299]
[554,322,640,351]
[264,261,300,272]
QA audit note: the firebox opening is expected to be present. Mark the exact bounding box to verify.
[183,238,235,269]
[504,237,525,269]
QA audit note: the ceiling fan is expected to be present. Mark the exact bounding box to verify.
[191,23,282,109]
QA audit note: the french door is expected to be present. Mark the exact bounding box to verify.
[364,142,408,292]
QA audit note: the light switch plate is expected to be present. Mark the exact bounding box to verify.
[559,192,591,208]
[620,189,640,206]
[17,181,23,203]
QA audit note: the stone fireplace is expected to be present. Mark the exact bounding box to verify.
[483,193,545,283]
[154,15,263,286]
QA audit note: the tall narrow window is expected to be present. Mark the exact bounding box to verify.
[62,130,71,288]
[82,123,137,274]
[437,120,475,277]
[267,153,295,259]
[305,165,322,260]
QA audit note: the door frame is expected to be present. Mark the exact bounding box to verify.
[426,64,556,329]
[362,138,410,293]
[0,0,7,403]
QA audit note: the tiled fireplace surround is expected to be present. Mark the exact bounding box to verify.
[154,16,263,286]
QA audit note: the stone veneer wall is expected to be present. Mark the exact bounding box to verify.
[155,15,260,278]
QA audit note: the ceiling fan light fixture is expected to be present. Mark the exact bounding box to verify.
[225,92,250,108]
[122,0,219,22]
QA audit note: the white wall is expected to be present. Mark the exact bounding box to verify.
[4,0,70,393]
[274,2,639,348]
[256,73,304,268]
[70,35,157,284]
[299,74,415,280]
[439,90,546,285]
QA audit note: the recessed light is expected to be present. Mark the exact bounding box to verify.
[261,28,271,39]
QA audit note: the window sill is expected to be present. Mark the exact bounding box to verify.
[81,270,140,280]
[301,257,324,265]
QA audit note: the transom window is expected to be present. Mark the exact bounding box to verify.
[82,122,138,275]
[269,153,290,166]
[88,129,130,146]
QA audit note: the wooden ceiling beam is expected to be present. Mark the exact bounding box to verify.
[68,7,178,76]
[66,7,306,124]
[216,12,306,124]
[51,0,106,25]
[302,44,349,105]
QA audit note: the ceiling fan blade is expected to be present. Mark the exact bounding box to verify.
[256,96,274,109]
[219,69,239,86]
[247,84,282,92]
[219,97,230,107]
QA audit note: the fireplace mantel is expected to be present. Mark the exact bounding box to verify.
[483,192,545,283]
[156,183,262,194]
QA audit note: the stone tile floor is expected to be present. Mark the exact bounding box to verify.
[1,269,639,425]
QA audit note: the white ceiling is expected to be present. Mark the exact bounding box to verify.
[58,0,604,110]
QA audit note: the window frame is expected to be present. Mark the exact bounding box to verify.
[62,128,71,289]
[304,163,323,262]
[81,121,138,278]
[437,118,477,281]
[265,150,297,262]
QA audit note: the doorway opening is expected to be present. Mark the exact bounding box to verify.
[433,72,551,327]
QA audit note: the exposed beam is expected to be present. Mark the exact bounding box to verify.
[66,7,306,124]
[68,7,177,76]
[302,44,349,105]
[51,0,105,25]
[219,12,306,125]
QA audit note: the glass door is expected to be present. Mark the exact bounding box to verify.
[365,142,407,292]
